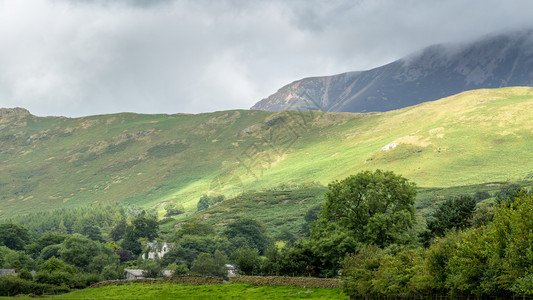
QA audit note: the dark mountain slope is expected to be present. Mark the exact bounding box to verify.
[251,30,533,112]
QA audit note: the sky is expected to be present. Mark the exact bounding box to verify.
[1,0,533,117]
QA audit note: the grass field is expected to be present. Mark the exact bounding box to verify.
[1,283,348,299]
[1,87,532,217]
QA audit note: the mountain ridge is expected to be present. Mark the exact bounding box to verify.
[251,30,533,113]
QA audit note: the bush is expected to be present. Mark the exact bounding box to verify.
[190,253,224,277]
[474,191,491,201]
[165,203,185,217]
[167,263,189,275]
[0,275,54,296]
[230,248,262,275]
[18,269,33,281]
[35,271,74,287]
[72,273,104,289]
[140,259,163,278]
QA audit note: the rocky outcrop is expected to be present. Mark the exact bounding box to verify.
[0,107,30,118]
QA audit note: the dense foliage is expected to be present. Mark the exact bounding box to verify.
[0,169,531,298]
[342,189,533,298]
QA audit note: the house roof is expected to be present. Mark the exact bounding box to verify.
[125,269,144,277]
[0,269,16,276]
[125,269,173,277]
[146,241,175,248]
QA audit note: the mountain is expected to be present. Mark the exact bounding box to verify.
[251,30,533,113]
[1,87,532,217]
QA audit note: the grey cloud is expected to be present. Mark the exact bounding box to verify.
[1,0,533,117]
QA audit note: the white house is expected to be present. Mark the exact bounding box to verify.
[125,269,173,280]
[125,269,144,280]
[0,269,16,277]
[144,241,175,260]
[225,264,237,277]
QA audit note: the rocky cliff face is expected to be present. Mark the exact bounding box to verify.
[251,30,533,112]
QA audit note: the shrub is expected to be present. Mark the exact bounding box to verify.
[230,248,262,275]
[0,275,54,296]
[17,269,33,281]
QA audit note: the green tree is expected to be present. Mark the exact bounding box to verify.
[190,253,218,276]
[162,246,198,268]
[223,218,269,254]
[0,223,30,250]
[197,195,210,211]
[177,235,230,259]
[167,262,189,275]
[262,244,281,275]
[0,247,35,271]
[110,219,127,241]
[425,195,477,240]
[39,257,77,274]
[230,247,262,275]
[121,226,142,255]
[321,169,417,248]
[40,244,62,261]
[25,233,67,259]
[275,227,297,245]
[165,203,185,217]
[301,204,321,236]
[58,235,102,271]
[474,191,491,201]
[131,215,159,241]
[140,259,162,278]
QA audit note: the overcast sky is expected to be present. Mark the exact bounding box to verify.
[1,0,533,117]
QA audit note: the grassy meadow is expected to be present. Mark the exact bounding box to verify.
[1,283,348,299]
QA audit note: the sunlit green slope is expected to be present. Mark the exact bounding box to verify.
[1,87,532,217]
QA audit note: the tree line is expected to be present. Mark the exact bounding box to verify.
[0,169,530,297]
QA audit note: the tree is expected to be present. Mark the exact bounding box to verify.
[25,233,67,259]
[474,191,491,201]
[0,223,30,250]
[223,218,269,254]
[197,195,210,211]
[121,229,142,256]
[40,244,62,261]
[167,262,189,275]
[230,247,262,275]
[131,215,159,241]
[321,169,417,247]
[162,246,198,268]
[79,223,104,242]
[165,203,185,217]
[110,219,127,241]
[301,204,321,236]
[59,235,102,271]
[426,195,477,238]
[0,247,35,271]
[190,253,218,276]
[140,259,162,278]
[275,227,297,245]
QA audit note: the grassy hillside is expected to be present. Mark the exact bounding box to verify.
[1,87,532,217]
[173,180,531,240]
